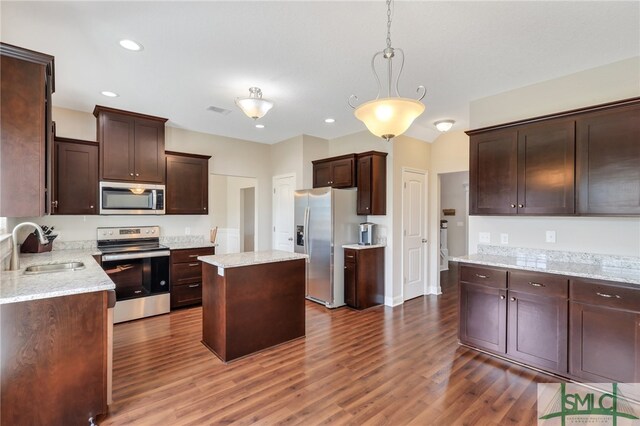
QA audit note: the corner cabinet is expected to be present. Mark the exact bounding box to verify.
[357,151,387,215]
[52,137,99,215]
[312,154,356,188]
[94,106,167,183]
[0,43,54,217]
[467,97,640,216]
[165,151,211,215]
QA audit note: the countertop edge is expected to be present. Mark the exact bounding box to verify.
[1,282,115,305]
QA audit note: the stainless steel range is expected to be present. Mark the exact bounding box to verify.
[97,226,170,323]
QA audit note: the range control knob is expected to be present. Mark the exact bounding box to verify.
[145,230,150,234]
[151,229,156,234]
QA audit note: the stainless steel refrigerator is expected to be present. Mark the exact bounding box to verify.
[294,188,363,308]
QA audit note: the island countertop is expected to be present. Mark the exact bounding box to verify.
[0,250,115,304]
[198,250,308,269]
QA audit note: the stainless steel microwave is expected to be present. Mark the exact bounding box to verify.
[99,182,165,215]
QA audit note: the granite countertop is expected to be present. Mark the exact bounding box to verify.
[1,249,115,304]
[164,241,218,250]
[199,250,308,269]
[342,243,386,250]
[450,253,640,285]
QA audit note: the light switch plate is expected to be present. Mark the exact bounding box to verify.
[546,230,556,243]
[479,232,490,244]
[500,233,509,244]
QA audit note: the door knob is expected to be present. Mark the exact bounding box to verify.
[288,237,294,241]
[422,239,428,243]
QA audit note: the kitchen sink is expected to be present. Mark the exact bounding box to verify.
[24,262,86,275]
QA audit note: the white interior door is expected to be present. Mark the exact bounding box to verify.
[403,169,428,301]
[272,174,296,252]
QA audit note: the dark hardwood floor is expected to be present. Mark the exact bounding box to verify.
[102,263,556,425]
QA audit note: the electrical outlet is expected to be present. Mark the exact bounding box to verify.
[479,232,490,244]
[546,230,556,243]
[185,227,191,235]
[500,233,509,244]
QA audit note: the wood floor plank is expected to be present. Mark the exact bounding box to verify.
[100,270,560,425]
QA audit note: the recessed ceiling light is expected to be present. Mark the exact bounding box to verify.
[119,39,143,51]
[324,118,336,124]
[255,124,265,129]
[101,91,119,98]
[434,120,455,132]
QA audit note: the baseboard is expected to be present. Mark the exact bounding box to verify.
[426,286,442,295]
[384,295,404,307]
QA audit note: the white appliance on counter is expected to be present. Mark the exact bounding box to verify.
[294,188,364,308]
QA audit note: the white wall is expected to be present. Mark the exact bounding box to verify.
[271,135,304,189]
[440,171,469,257]
[467,58,640,258]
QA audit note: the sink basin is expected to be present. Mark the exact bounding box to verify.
[24,262,86,275]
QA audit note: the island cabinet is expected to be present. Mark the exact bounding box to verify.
[576,100,640,215]
[0,43,54,217]
[468,120,575,216]
[165,151,211,214]
[52,137,99,215]
[1,291,112,425]
[94,105,168,183]
[312,154,356,188]
[170,246,215,309]
[344,247,385,309]
[569,279,640,383]
[356,151,387,215]
[458,265,508,353]
[506,271,568,374]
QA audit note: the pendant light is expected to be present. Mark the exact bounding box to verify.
[349,0,426,141]
[235,87,274,120]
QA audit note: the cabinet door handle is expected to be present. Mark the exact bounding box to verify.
[136,173,140,177]
[528,281,545,287]
[518,204,524,208]
[596,292,621,299]
[130,173,134,176]
[188,284,200,288]
[188,255,199,258]
[499,295,505,300]
[510,297,516,302]
[204,207,207,210]
[188,263,200,267]
[475,274,488,279]
[510,204,516,208]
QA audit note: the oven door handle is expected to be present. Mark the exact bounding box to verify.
[102,250,170,262]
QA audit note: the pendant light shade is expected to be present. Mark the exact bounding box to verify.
[349,0,426,141]
[354,97,425,141]
[235,87,274,120]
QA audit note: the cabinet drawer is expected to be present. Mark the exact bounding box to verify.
[344,249,357,263]
[172,262,202,285]
[171,247,214,264]
[460,265,507,289]
[509,271,568,298]
[171,282,202,308]
[571,280,640,312]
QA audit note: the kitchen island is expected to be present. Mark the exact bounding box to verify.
[198,250,308,363]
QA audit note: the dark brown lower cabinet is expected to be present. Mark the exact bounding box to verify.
[507,291,568,373]
[171,247,215,309]
[1,291,109,425]
[459,281,507,353]
[343,247,384,309]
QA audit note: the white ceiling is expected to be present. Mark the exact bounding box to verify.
[2,1,638,144]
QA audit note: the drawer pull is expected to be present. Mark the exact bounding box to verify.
[528,282,545,287]
[188,254,199,258]
[475,274,489,279]
[596,292,621,299]
[189,263,200,267]
[188,284,200,288]
[346,255,355,259]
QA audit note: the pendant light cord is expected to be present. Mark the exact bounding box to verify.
[386,0,393,49]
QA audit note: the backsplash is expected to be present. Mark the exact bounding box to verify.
[477,245,640,270]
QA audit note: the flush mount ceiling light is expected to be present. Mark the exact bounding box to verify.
[101,91,119,97]
[119,39,143,51]
[434,120,455,132]
[235,87,274,120]
[324,118,336,124]
[255,124,265,129]
[349,0,425,142]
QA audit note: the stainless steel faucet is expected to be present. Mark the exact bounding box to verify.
[10,222,49,271]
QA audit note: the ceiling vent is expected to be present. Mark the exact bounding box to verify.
[207,105,232,115]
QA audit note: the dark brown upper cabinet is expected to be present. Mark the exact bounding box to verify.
[576,100,640,215]
[0,43,54,217]
[468,97,640,216]
[357,151,387,215]
[165,151,211,215]
[312,154,356,188]
[52,137,98,215]
[94,106,167,184]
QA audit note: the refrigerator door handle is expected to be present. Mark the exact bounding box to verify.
[304,206,310,260]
